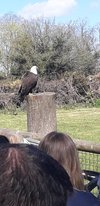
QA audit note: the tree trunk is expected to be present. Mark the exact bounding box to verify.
[27,92,57,139]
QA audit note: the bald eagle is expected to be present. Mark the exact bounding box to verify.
[14,66,38,107]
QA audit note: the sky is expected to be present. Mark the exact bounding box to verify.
[0,0,100,26]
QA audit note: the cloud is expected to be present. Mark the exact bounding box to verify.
[90,0,100,9]
[18,0,77,19]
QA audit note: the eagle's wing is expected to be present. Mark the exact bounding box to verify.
[19,71,38,96]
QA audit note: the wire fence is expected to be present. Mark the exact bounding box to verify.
[79,150,100,172]
[78,149,100,197]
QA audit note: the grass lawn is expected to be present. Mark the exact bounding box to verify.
[57,107,100,142]
[0,109,27,132]
[0,107,100,142]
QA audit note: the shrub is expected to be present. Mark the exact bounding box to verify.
[95,98,100,108]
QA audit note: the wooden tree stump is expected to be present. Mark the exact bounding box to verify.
[27,92,57,139]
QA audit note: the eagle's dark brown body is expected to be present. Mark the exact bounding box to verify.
[18,71,38,102]
[14,66,38,107]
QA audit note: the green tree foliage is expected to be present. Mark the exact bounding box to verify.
[0,14,99,79]
[10,32,34,76]
[0,14,22,76]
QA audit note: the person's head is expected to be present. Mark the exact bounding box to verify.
[0,143,73,206]
[39,131,84,190]
[0,135,10,144]
[0,131,24,143]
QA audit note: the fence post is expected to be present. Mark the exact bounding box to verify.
[26,92,57,139]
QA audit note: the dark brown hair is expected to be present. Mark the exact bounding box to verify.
[0,135,10,144]
[39,131,84,190]
[0,143,73,206]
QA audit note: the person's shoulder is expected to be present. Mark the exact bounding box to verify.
[67,188,100,206]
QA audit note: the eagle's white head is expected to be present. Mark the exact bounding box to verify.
[30,66,38,75]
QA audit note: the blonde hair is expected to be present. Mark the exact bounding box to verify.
[39,131,84,190]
